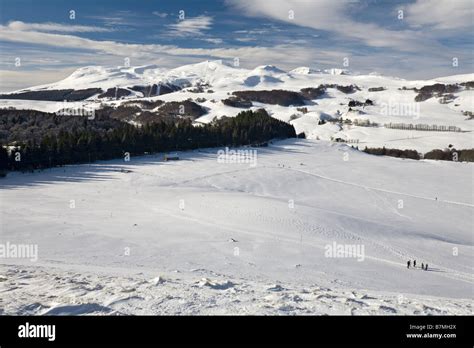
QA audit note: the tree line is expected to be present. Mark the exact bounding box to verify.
[0,109,296,173]
[363,146,474,162]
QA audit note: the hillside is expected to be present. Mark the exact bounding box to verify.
[1,139,472,314]
[1,61,472,152]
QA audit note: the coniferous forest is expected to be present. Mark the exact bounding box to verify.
[363,146,474,162]
[0,108,296,173]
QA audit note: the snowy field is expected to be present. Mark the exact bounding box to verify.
[0,139,473,315]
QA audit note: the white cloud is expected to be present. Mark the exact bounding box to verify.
[152,11,168,18]
[167,16,213,37]
[0,26,160,59]
[235,37,257,42]
[224,0,444,52]
[0,22,318,66]
[201,38,223,44]
[7,21,114,33]
[405,0,474,30]
[86,15,127,26]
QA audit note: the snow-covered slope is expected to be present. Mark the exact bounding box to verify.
[0,139,472,314]
[1,61,473,152]
[7,60,473,95]
[2,263,471,315]
[290,67,322,75]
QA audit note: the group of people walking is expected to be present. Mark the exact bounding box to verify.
[407,259,428,270]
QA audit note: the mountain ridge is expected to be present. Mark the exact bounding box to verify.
[0,61,472,152]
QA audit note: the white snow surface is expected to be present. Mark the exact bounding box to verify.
[0,139,473,315]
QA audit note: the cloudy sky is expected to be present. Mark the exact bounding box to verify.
[0,0,472,91]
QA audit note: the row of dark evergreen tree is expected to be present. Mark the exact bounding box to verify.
[0,109,296,173]
[363,146,421,160]
[363,146,474,162]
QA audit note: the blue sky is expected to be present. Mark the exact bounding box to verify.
[0,0,472,91]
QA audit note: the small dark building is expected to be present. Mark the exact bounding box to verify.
[164,154,180,161]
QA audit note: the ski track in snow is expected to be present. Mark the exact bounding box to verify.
[282,166,474,208]
[152,172,473,287]
[155,160,472,278]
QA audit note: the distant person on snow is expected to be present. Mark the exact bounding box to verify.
[414,260,416,268]
[425,264,428,271]
[407,260,411,269]
[421,263,424,270]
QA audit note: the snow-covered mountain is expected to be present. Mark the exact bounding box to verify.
[6,60,471,95]
[1,60,473,152]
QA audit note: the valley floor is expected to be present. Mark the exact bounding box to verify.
[0,139,473,315]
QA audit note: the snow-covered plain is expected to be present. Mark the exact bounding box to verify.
[0,139,473,315]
